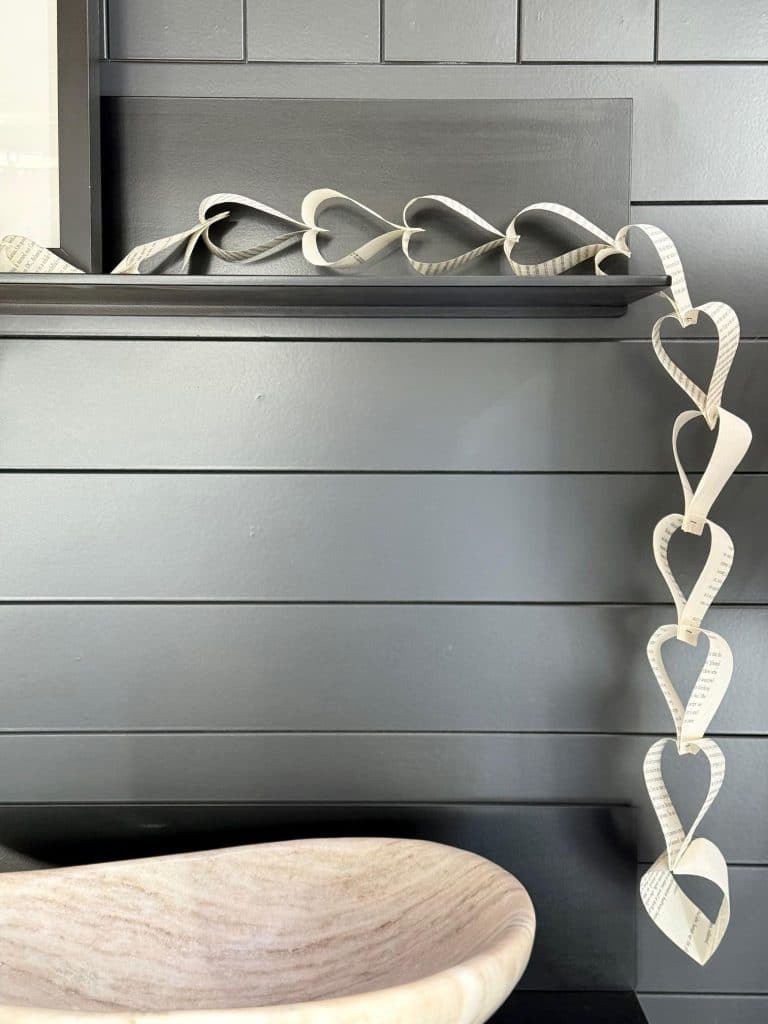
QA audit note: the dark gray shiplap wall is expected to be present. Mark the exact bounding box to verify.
[6,2,768,1021]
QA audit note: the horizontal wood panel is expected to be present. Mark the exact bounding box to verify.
[658,0,768,62]
[638,867,768,993]
[640,995,768,1023]
[0,733,761,863]
[108,0,245,60]
[0,604,764,733]
[0,473,764,601]
[0,339,763,470]
[99,64,768,201]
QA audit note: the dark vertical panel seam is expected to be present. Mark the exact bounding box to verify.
[241,0,248,61]
[378,0,384,62]
[515,0,523,62]
[653,0,660,62]
[101,0,110,59]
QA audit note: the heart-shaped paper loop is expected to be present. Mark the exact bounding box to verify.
[198,193,310,264]
[503,202,615,277]
[652,301,741,428]
[672,409,752,535]
[401,195,504,275]
[640,837,730,966]
[647,624,732,749]
[111,211,231,275]
[644,736,725,867]
[301,189,408,271]
[653,514,733,645]
[595,223,695,318]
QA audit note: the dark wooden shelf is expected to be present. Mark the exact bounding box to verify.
[493,991,648,1023]
[0,274,671,318]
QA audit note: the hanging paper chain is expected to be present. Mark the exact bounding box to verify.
[0,192,749,965]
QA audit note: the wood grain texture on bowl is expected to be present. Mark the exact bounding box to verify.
[0,837,535,1024]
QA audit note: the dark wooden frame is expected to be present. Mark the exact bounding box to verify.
[54,0,102,271]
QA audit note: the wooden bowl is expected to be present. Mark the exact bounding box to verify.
[0,837,535,1024]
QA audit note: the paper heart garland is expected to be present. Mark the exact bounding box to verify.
[647,625,732,750]
[401,195,504,275]
[653,514,733,646]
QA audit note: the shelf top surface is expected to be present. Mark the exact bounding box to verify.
[2,274,670,289]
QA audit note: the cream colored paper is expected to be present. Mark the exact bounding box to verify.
[0,234,80,273]
[1,193,750,966]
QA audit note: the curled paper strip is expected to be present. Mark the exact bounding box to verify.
[198,193,310,265]
[653,514,734,646]
[111,211,230,275]
[640,837,730,967]
[646,625,732,751]
[671,409,751,535]
[0,190,750,966]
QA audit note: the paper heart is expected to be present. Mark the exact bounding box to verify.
[644,736,725,867]
[653,514,733,645]
[301,189,408,271]
[671,408,751,535]
[595,223,694,318]
[504,202,615,277]
[198,193,310,264]
[640,837,730,965]
[652,301,740,428]
[647,625,732,750]
[401,195,504,275]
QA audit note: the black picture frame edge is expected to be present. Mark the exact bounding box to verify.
[56,0,101,272]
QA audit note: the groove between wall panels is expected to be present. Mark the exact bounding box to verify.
[0,729,761,738]
[0,469,761,476]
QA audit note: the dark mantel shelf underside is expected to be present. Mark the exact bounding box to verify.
[0,274,671,319]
